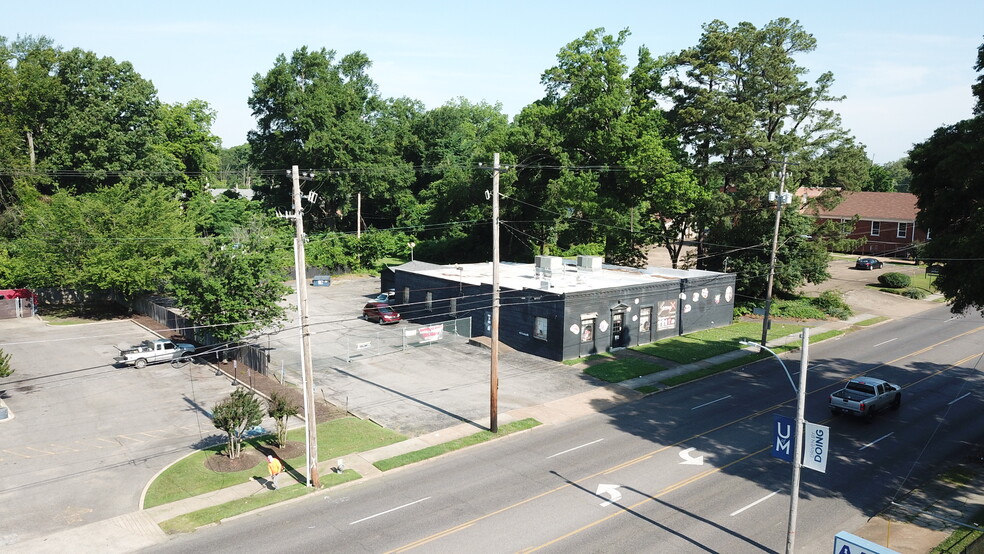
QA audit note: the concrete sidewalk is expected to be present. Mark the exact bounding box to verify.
[13,310,975,554]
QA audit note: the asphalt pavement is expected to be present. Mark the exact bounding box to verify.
[8,271,982,554]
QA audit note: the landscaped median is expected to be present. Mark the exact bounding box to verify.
[150,416,542,534]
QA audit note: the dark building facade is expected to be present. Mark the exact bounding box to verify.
[381,257,736,362]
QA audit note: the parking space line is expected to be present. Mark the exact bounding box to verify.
[3,449,33,458]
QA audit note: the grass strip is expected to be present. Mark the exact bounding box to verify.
[583,357,667,383]
[159,471,356,535]
[562,352,612,366]
[932,505,984,553]
[854,316,888,327]
[659,330,846,387]
[373,418,541,472]
[630,321,800,363]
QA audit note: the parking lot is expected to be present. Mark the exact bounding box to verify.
[0,317,246,546]
[264,276,603,436]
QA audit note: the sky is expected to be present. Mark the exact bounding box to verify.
[4,1,982,163]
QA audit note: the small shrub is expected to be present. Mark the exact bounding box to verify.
[878,272,911,288]
[771,299,825,320]
[0,348,12,378]
[902,288,928,299]
[810,291,853,320]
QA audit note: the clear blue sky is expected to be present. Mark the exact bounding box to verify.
[5,1,982,163]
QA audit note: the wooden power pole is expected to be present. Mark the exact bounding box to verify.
[290,165,320,488]
[490,153,500,433]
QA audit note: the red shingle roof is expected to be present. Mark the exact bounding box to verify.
[808,191,917,222]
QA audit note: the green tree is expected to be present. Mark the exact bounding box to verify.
[663,18,849,298]
[626,134,710,268]
[267,391,299,449]
[511,28,682,266]
[907,41,984,315]
[411,98,509,260]
[168,214,291,343]
[212,388,263,459]
[882,157,912,191]
[248,47,415,232]
[154,99,221,192]
[9,183,195,298]
[0,35,62,208]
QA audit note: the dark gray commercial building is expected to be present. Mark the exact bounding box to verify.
[381,255,736,362]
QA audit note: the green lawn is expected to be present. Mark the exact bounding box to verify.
[373,418,541,471]
[630,321,801,364]
[583,356,667,383]
[144,417,405,508]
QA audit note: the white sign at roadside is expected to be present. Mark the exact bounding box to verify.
[803,421,830,473]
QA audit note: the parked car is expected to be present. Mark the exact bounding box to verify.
[363,302,401,324]
[855,257,884,270]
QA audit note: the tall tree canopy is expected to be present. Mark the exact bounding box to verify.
[662,18,846,300]
[247,47,414,232]
[908,40,984,315]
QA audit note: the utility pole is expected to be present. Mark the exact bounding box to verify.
[761,158,789,347]
[288,165,320,488]
[356,192,361,239]
[490,153,500,433]
[786,327,810,554]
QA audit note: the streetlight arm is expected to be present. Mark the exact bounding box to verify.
[739,340,797,394]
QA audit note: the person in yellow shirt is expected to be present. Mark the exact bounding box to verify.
[267,455,283,489]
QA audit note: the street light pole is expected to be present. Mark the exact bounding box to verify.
[742,328,810,554]
[787,327,809,554]
[761,158,789,347]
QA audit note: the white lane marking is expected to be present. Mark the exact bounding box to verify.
[349,497,431,525]
[945,317,960,323]
[948,393,972,405]
[872,338,898,348]
[691,395,732,410]
[859,433,894,451]
[731,490,780,516]
[547,439,604,459]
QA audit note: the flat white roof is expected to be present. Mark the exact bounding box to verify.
[398,261,722,294]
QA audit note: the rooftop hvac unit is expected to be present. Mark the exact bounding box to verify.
[577,255,602,271]
[535,255,564,276]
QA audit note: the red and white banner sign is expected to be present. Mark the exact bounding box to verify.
[419,324,444,342]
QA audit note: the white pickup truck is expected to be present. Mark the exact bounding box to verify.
[829,377,901,418]
[114,339,195,368]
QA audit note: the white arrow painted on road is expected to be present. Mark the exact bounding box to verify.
[596,484,622,507]
[679,447,704,465]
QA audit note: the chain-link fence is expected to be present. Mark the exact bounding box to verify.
[343,317,472,363]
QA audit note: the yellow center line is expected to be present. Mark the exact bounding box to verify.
[388,327,984,552]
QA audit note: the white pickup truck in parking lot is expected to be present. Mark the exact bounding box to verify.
[114,339,195,368]
[829,377,901,418]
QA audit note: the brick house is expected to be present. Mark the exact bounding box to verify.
[799,189,929,257]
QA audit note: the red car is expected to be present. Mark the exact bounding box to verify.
[363,302,401,324]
